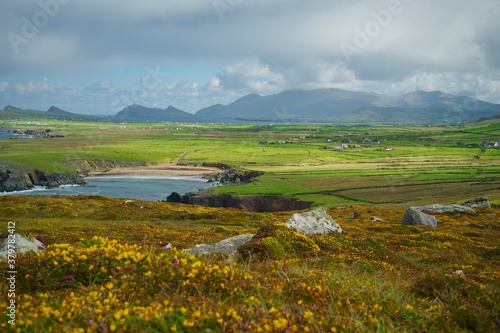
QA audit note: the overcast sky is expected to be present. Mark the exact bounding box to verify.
[1,0,499,115]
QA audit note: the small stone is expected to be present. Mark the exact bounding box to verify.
[346,211,361,220]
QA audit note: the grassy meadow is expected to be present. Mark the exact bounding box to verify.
[1,117,499,206]
[1,116,500,332]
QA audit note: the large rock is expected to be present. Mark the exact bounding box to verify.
[185,234,255,255]
[402,203,475,227]
[461,197,491,209]
[284,208,342,235]
[0,234,45,260]
[402,207,438,227]
[417,204,476,215]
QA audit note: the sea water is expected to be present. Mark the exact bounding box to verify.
[0,176,215,201]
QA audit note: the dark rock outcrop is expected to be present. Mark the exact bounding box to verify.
[166,192,183,203]
[461,197,491,209]
[166,192,312,212]
[203,169,264,185]
[0,162,86,192]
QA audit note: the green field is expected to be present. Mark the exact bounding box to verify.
[1,116,500,206]
[1,116,500,332]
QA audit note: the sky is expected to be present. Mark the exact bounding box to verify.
[0,0,499,115]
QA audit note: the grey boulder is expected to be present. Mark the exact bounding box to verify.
[185,234,255,255]
[285,208,342,235]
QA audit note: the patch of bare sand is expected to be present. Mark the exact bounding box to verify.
[88,164,220,177]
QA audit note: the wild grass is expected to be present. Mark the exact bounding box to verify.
[1,119,499,206]
[0,195,499,332]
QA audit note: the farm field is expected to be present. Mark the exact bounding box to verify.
[1,117,500,332]
[1,117,499,207]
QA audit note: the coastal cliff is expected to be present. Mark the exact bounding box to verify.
[63,159,152,175]
[0,162,86,192]
[166,192,313,212]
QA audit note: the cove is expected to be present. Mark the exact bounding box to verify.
[0,176,215,201]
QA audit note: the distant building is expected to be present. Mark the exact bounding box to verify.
[482,141,500,148]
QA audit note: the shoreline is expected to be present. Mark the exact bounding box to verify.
[87,164,221,178]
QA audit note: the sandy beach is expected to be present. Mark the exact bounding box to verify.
[88,164,220,177]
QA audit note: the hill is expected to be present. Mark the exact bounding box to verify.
[195,89,500,124]
[112,89,500,124]
[114,104,195,122]
[0,105,101,121]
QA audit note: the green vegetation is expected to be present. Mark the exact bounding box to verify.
[0,196,499,332]
[1,116,499,332]
[1,116,499,206]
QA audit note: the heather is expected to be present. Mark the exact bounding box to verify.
[1,196,498,332]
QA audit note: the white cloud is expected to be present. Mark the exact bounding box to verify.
[216,58,286,94]
[0,0,500,113]
[207,77,221,91]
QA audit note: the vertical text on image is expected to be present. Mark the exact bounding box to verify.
[6,221,17,326]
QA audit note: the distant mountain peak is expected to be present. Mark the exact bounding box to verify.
[47,105,65,113]
[114,89,500,124]
[114,104,194,121]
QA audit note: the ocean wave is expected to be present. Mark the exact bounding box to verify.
[0,186,47,196]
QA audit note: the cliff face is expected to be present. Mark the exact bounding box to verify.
[63,159,152,175]
[0,162,86,192]
[167,192,312,212]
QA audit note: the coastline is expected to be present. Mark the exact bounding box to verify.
[87,164,221,178]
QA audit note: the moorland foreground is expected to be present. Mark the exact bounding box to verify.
[1,116,499,332]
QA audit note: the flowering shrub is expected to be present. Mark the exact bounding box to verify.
[0,196,499,332]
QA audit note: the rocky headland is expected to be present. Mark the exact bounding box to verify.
[0,162,86,192]
[166,191,312,212]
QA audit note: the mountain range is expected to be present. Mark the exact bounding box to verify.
[114,89,500,124]
[3,89,500,124]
